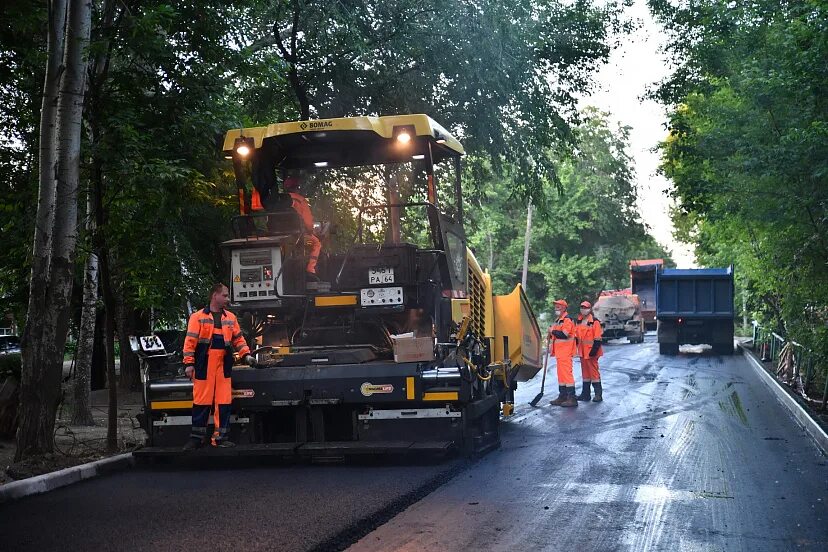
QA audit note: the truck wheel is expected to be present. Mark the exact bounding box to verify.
[659,343,678,355]
[714,343,734,355]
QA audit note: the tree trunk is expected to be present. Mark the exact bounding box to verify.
[91,309,106,390]
[71,196,98,426]
[73,0,117,423]
[521,202,533,288]
[15,0,68,462]
[49,0,92,420]
[100,251,117,452]
[116,287,140,392]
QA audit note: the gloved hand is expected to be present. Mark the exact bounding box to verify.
[244,354,257,367]
[589,342,601,358]
[550,330,568,340]
[185,366,194,379]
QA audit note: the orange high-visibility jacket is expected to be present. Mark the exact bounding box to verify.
[548,315,576,357]
[183,308,250,378]
[289,192,314,232]
[576,313,603,358]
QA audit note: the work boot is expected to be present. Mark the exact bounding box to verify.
[576,383,591,401]
[182,437,203,451]
[305,271,320,282]
[212,439,236,448]
[560,388,578,407]
[592,382,603,402]
[549,386,567,406]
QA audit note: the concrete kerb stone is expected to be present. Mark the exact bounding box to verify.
[0,452,135,504]
[739,342,828,456]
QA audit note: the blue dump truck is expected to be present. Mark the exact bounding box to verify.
[656,266,735,355]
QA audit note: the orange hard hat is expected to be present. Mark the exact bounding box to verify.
[553,299,568,309]
[580,301,592,308]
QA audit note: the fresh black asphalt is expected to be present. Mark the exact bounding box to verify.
[2,337,826,551]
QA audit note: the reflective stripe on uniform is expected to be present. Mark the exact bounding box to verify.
[186,332,199,338]
[199,318,213,324]
[183,352,195,358]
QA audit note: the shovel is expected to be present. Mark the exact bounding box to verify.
[529,338,550,407]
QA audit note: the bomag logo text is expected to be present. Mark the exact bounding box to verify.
[307,121,333,130]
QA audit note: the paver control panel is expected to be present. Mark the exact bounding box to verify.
[230,247,283,301]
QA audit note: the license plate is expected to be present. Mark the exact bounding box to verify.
[368,267,394,284]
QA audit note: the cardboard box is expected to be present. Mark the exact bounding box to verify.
[391,335,435,363]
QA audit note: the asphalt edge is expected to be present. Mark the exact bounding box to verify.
[738,343,828,456]
[0,452,135,504]
[308,457,474,552]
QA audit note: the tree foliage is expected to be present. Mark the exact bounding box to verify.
[241,0,631,203]
[650,0,828,352]
[466,108,671,319]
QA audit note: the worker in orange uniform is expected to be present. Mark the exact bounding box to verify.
[575,300,603,402]
[548,299,578,407]
[183,283,255,450]
[284,176,322,281]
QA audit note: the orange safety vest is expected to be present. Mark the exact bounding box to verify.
[576,313,603,358]
[183,308,250,378]
[548,315,576,357]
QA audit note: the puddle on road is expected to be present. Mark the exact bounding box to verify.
[537,483,737,506]
[544,483,724,504]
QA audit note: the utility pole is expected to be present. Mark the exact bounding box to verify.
[742,288,748,331]
[522,202,532,288]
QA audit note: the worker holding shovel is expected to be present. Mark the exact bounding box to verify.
[548,299,578,407]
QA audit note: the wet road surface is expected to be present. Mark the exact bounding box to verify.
[1,338,826,551]
[350,339,828,551]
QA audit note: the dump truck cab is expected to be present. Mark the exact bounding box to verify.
[137,115,541,458]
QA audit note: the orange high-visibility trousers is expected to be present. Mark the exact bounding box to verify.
[580,357,601,383]
[306,234,321,274]
[191,348,233,443]
[555,355,575,387]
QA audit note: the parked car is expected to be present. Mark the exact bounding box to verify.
[0,335,21,355]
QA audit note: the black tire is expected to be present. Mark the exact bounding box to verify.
[714,343,734,355]
[659,342,678,355]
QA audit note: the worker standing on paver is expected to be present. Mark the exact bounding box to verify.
[548,299,578,407]
[284,176,322,280]
[575,300,604,402]
[183,283,255,450]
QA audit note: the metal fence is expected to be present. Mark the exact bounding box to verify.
[752,321,827,411]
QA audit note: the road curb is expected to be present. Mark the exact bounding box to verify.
[0,452,135,504]
[739,343,828,456]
